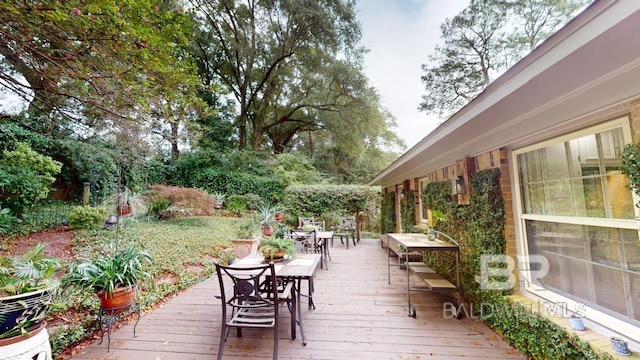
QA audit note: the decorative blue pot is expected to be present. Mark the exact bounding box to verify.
[569,316,585,331]
[0,287,55,338]
[610,337,631,356]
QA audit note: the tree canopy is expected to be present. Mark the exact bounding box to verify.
[419,0,590,118]
[190,0,401,155]
[0,0,204,159]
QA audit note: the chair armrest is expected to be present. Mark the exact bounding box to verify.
[278,280,294,300]
[215,282,237,299]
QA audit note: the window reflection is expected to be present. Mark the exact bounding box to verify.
[518,127,634,219]
[526,220,640,325]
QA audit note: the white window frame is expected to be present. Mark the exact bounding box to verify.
[418,177,429,224]
[511,116,640,342]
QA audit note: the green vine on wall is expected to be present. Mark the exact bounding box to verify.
[400,190,416,232]
[621,143,640,201]
[419,168,609,359]
[380,192,396,234]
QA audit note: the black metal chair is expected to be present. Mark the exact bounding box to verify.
[331,216,356,248]
[215,262,294,360]
[297,217,315,229]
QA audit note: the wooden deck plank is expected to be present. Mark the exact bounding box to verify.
[68,238,525,360]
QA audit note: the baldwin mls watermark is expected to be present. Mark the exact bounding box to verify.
[443,299,587,319]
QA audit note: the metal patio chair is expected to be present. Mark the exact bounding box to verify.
[331,216,357,248]
[215,262,293,360]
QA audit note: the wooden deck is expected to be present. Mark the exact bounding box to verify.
[70,238,525,359]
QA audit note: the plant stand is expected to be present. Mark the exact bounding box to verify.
[98,301,141,352]
[0,323,51,360]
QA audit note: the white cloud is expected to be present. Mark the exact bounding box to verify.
[356,0,469,148]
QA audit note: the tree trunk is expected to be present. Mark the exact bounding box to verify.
[308,130,314,157]
[170,121,180,160]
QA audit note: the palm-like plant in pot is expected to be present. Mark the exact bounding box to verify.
[64,244,152,310]
[0,243,60,339]
[256,202,278,236]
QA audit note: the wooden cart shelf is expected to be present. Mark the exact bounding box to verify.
[387,232,462,318]
[405,263,458,290]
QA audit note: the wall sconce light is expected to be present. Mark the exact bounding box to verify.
[455,175,465,194]
[400,189,405,199]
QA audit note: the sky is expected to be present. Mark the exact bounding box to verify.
[355,0,470,149]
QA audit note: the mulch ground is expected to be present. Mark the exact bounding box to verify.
[1,225,75,260]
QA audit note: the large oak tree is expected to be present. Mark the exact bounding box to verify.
[190,0,399,155]
[0,0,202,148]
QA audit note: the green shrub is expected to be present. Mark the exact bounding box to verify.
[177,167,285,203]
[0,207,18,235]
[147,198,172,219]
[0,143,62,216]
[68,206,105,230]
[284,185,379,227]
[226,194,247,213]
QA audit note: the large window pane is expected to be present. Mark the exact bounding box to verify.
[543,143,570,179]
[525,219,640,325]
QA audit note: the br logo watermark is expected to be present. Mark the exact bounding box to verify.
[477,254,550,290]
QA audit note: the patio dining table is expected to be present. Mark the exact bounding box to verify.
[287,230,331,270]
[233,253,321,345]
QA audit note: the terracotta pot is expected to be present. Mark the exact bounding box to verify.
[117,205,132,216]
[262,226,272,236]
[275,213,284,222]
[97,286,136,311]
[231,238,259,258]
[263,250,286,262]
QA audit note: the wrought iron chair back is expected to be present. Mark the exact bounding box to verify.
[215,262,291,360]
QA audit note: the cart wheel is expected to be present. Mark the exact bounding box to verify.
[450,307,459,319]
[409,304,416,318]
[455,306,462,319]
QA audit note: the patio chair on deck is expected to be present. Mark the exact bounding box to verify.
[284,230,317,309]
[215,262,294,360]
[297,217,315,229]
[331,216,356,247]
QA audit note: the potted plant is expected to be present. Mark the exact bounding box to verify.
[211,192,226,209]
[425,209,446,239]
[273,204,287,222]
[256,202,282,236]
[230,219,260,259]
[0,243,60,340]
[63,244,152,311]
[113,187,144,216]
[259,237,296,262]
[569,314,585,331]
